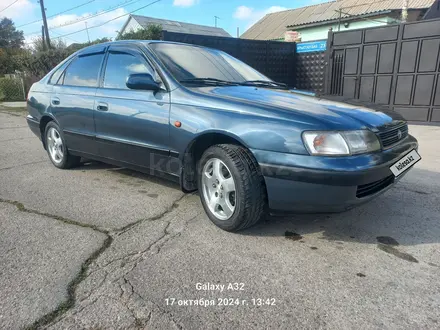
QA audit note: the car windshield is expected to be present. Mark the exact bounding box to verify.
[149,42,273,85]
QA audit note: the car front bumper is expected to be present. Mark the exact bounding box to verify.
[251,135,419,213]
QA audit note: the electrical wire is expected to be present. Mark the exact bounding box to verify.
[24,0,145,36]
[17,0,97,28]
[25,0,161,44]
[0,0,19,14]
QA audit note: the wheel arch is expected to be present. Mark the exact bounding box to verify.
[180,130,254,192]
[39,114,59,149]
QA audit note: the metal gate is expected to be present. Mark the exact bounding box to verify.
[326,19,440,122]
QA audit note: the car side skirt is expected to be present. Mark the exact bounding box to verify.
[69,150,180,184]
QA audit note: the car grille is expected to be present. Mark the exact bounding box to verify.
[377,122,408,148]
[356,175,395,198]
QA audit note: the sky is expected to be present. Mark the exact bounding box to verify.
[0,0,329,47]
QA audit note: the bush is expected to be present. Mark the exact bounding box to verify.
[0,77,24,101]
[117,25,162,41]
[16,48,73,79]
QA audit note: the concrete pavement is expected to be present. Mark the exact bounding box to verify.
[0,111,439,329]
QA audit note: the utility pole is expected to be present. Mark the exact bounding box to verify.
[38,0,51,49]
[85,22,91,43]
[237,27,240,38]
[41,25,46,51]
[214,16,220,28]
[336,9,342,31]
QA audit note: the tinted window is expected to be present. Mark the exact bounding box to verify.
[103,52,153,89]
[49,60,70,84]
[63,53,104,87]
[149,43,269,83]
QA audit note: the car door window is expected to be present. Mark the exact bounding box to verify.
[63,53,104,87]
[103,52,154,89]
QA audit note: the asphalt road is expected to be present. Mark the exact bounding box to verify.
[0,110,439,329]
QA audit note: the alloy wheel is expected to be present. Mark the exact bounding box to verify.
[201,158,236,220]
[47,127,64,164]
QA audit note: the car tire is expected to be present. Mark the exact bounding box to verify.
[197,144,266,231]
[44,121,81,169]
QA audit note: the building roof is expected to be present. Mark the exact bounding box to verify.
[124,15,232,38]
[241,0,434,40]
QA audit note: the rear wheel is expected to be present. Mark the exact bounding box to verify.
[44,121,81,169]
[198,144,266,231]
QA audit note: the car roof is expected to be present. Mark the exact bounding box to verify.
[75,40,219,56]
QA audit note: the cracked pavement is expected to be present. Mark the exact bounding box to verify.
[0,111,439,329]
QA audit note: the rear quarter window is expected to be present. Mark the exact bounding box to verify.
[63,53,104,87]
[49,61,70,85]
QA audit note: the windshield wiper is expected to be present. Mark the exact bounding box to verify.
[180,78,240,86]
[241,80,288,89]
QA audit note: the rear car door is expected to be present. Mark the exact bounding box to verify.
[52,49,105,155]
[94,45,172,172]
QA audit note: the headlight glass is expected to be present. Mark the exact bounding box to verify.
[342,130,381,154]
[303,132,349,155]
[302,130,381,156]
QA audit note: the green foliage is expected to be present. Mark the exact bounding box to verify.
[17,48,73,78]
[0,77,24,101]
[31,36,68,53]
[116,25,162,41]
[0,17,24,49]
[66,37,112,52]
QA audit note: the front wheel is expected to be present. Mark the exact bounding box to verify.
[198,144,266,231]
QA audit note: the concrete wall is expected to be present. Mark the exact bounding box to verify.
[290,10,426,42]
[295,16,397,42]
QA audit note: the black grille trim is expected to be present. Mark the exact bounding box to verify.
[377,123,408,148]
[356,175,395,198]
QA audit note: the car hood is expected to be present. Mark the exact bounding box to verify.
[192,86,398,130]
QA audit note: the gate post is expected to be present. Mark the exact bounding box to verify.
[388,23,405,112]
[324,27,334,95]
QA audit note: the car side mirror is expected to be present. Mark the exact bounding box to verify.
[126,73,162,92]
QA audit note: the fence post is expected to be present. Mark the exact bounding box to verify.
[20,76,26,101]
[324,28,334,95]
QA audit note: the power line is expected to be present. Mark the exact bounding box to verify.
[18,0,97,28]
[0,0,19,14]
[26,0,161,44]
[24,0,144,36]
[52,30,80,43]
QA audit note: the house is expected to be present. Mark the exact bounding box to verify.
[424,0,440,19]
[119,15,232,38]
[242,0,435,42]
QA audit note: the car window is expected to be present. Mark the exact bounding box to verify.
[49,60,70,85]
[103,52,154,89]
[63,53,104,87]
[149,43,270,83]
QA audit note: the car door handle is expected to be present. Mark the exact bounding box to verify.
[96,102,108,111]
[51,97,60,105]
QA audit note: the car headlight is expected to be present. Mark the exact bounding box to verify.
[302,130,381,156]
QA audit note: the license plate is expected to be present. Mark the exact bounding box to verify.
[390,150,421,177]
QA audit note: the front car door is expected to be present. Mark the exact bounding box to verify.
[52,48,105,155]
[94,45,172,175]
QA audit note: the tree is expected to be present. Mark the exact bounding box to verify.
[66,37,112,52]
[116,25,162,41]
[30,36,67,53]
[0,18,24,49]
